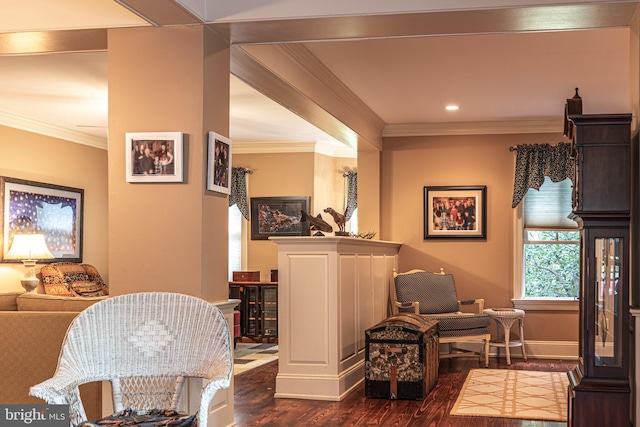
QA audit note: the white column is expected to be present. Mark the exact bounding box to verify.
[205,299,239,427]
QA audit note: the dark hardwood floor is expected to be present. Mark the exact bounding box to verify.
[234,358,577,427]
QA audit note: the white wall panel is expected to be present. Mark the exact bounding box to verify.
[272,237,401,400]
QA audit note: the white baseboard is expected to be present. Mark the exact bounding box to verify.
[517,340,578,360]
[448,340,578,361]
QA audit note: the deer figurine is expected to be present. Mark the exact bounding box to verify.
[323,207,348,233]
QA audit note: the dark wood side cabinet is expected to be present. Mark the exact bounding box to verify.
[566,109,633,427]
[229,281,278,341]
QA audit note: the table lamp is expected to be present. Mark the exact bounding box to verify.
[5,233,55,292]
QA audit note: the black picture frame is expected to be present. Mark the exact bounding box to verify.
[0,176,84,262]
[424,185,487,239]
[250,196,310,240]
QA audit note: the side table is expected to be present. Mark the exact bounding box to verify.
[483,308,527,365]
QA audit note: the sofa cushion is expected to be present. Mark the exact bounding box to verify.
[16,293,107,312]
[0,292,21,311]
[41,262,109,297]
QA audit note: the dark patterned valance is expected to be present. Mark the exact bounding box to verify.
[229,167,251,220]
[343,170,357,221]
[511,142,574,208]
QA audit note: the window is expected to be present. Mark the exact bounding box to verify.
[514,177,579,310]
[228,204,244,281]
[346,207,358,234]
[523,230,579,298]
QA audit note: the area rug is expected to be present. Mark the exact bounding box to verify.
[233,343,278,375]
[450,369,568,421]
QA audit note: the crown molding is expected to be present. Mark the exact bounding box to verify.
[114,0,201,26]
[233,140,356,158]
[0,111,108,150]
[276,44,386,133]
[383,119,564,137]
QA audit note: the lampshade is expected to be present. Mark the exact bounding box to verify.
[6,234,55,260]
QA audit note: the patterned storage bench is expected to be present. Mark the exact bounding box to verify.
[365,313,439,400]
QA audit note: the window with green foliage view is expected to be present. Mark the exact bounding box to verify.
[523,230,580,298]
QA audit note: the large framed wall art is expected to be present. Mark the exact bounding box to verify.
[250,196,310,240]
[0,177,84,262]
[424,185,487,239]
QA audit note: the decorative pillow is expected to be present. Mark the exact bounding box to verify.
[394,271,460,314]
[41,262,108,297]
[41,263,77,297]
[69,280,104,297]
[81,263,109,296]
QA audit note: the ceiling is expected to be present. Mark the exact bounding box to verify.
[0,1,637,153]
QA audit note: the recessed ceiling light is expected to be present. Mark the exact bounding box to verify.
[445,105,459,111]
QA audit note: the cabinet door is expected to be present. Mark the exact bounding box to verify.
[229,285,244,336]
[583,227,629,380]
[261,286,278,337]
[245,285,260,337]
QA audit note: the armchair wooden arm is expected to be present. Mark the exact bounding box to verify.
[393,300,419,314]
[394,298,484,315]
[459,298,485,313]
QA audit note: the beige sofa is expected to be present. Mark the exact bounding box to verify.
[0,292,107,421]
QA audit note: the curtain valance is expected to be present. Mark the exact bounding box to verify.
[511,142,574,208]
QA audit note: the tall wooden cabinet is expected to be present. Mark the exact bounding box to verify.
[565,93,633,426]
[229,281,278,340]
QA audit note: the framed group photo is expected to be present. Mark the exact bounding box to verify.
[207,131,232,194]
[424,185,486,239]
[250,196,310,240]
[0,176,84,262]
[125,132,184,183]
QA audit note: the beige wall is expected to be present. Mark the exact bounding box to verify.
[0,125,108,293]
[107,25,230,301]
[234,151,356,281]
[380,133,578,342]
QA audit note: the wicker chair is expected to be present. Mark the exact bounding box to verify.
[391,269,490,367]
[30,292,233,426]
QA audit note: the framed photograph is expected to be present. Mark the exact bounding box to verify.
[251,196,310,240]
[207,131,232,194]
[125,132,184,183]
[424,185,487,239]
[0,177,84,262]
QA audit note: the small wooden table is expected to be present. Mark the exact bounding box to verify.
[483,308,527,365]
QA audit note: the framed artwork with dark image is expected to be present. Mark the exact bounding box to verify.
[424,185,487,239]
[250,196,310,240]
[125,132,184,183]
[0,176,84,262]
[207,131,232,194]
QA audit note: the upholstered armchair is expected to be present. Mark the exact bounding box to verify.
[391,269,490,367]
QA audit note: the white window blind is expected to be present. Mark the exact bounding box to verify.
[523,177,577,230]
